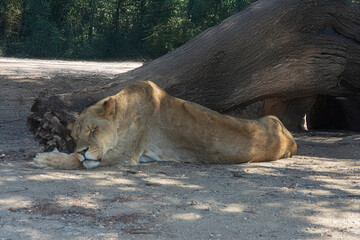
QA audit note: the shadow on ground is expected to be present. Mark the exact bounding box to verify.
[0,134,359,239]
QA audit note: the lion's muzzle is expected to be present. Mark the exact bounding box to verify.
[77,147,102,169]
[82,159,101,169]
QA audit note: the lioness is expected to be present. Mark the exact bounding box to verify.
[34,81,297,170]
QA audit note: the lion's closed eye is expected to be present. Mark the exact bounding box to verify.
[88,126,98,136]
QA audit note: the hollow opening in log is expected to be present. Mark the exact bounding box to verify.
[308,95,360,131]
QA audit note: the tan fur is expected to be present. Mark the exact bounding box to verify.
[34,81,297,170]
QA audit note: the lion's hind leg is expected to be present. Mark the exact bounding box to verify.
[33,151,82,170]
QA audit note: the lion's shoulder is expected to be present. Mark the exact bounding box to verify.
[118,81,168,109]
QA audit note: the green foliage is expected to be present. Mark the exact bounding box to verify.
[0,0,254,59]
[144,16,197,56]
[0,0,23,39]
[21,0,61,57]
[142,0,196,56]
[0,0,23,55]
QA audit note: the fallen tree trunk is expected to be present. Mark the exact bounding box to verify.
[28,0,360,153]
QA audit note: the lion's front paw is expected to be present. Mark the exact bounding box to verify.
[33,152,55,168]
[33,152,82,170]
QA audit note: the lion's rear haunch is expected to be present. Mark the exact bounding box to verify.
[34,81,297,169]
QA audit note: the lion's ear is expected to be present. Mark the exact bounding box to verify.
[102,97,116,118]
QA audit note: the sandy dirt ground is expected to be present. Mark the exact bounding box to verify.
[0,58,359,240]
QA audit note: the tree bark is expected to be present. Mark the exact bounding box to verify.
[28,0,360,152]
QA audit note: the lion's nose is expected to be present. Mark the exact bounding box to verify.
[77,147,89,156]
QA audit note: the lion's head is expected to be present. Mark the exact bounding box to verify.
[71,97,118,169]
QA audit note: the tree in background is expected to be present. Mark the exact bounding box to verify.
[21,0,61,57]
[0,0,255,59]
[0,0,24,55]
